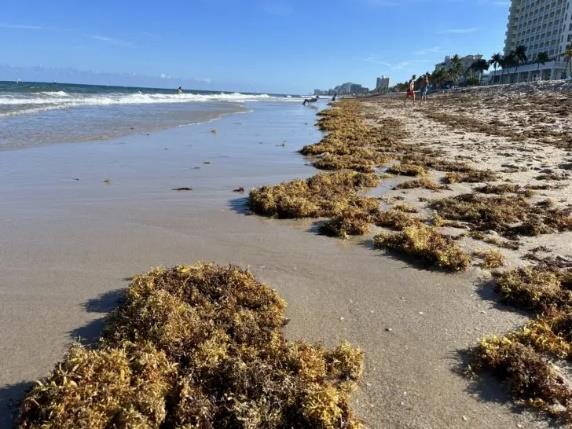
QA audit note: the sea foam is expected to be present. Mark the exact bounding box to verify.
[0,91,300,117]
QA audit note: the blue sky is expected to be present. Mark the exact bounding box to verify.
[0,0,510,94]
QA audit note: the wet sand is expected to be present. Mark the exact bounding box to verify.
[0,101,542,428]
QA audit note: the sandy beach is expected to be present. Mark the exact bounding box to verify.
[2,94,565,427]
[361,82,572,267]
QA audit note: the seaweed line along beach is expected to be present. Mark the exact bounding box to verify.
[1,88,568,427]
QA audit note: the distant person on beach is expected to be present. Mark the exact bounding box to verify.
[405,75,416,104]
[420,74,429,101]
[177,86,183,94]
[332,93,337,101]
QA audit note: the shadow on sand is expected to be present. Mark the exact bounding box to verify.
[0,381,34,428]
[359,238,462,273]
[452,349,558,428]
[228,197,251,215]
[0,287,126,427]
[475,279,532,317]
[70,288,125,346]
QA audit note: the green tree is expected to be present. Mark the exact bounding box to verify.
[470,59,490,84]
[430,68,448,88]
[535,52,550,80]
[489,53,503,83]
[514,45,528,65]
[447,54,464,85]
[498,56,508,83]
[509,45,528,81]
[504,51,519,81]
[564,43,572,78]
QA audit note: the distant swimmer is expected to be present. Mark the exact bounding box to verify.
[303,96,319,106]
[177,86,183,94]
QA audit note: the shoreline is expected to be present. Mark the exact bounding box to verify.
[2,91,568,427]
[0,101,248,152]
[245,83,571,426]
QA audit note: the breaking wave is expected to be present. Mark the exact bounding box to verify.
[0,91,298,117]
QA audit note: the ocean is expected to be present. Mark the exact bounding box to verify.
[0,81,302,149]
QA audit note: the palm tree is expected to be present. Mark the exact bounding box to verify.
[489,53,503,83]
[470,59,490,84]
[504,51,519,82]
[564,43,572,79]
[430,68,447,88]
[512,45,528,81]
[498,56,507,83]
[514,45,528,65]
[448,54,464,85]
[535,52,550,81]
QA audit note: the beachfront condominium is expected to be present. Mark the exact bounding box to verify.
[498,0,572,82]
[375,76,390,93]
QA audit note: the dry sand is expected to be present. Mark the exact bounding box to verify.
[362,81,572,269]
[0,99,554,428]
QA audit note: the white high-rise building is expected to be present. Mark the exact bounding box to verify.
[375,76,390,92]
[497,0,572,82]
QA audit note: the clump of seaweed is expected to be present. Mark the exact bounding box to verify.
[509,309,572,359]
[431,193,571,238]
[468,231,520,250]
[373,223,471,271]
[249,170,380,219]
[17,263,365,428]
[474,249,505,269]
[471,337,572,422]
[431,194,529,235]
[386,163,427,177]
[442,170,498,184]
[493,267,571,312]
[312,150,387,173]
[373,209,419,230]
[300,100,405,174]
[399,155,474,173]
[17,342,176,428]
[319,207,375,239]
[469,265,572,423]
[392,203,418,213]
[394,177,446,191]
[475,183,522,194]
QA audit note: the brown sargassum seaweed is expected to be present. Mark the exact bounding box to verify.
[17,263,364,429]
[249,170,380,219]
[249,100,472,270]
[373,221,470,272]
[431,194,572,238]
[470,266,572,422]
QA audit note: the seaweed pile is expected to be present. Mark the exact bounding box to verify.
[421,86,572,150]
[17,263,364,429]
[374,221,470,271]
[249,170,380,219]
[431,194,572,238]
[367,88,572,424]
[249,100,395,239]
[299,101,408,174]
[470,265,572,422]
[249,100,473,270]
